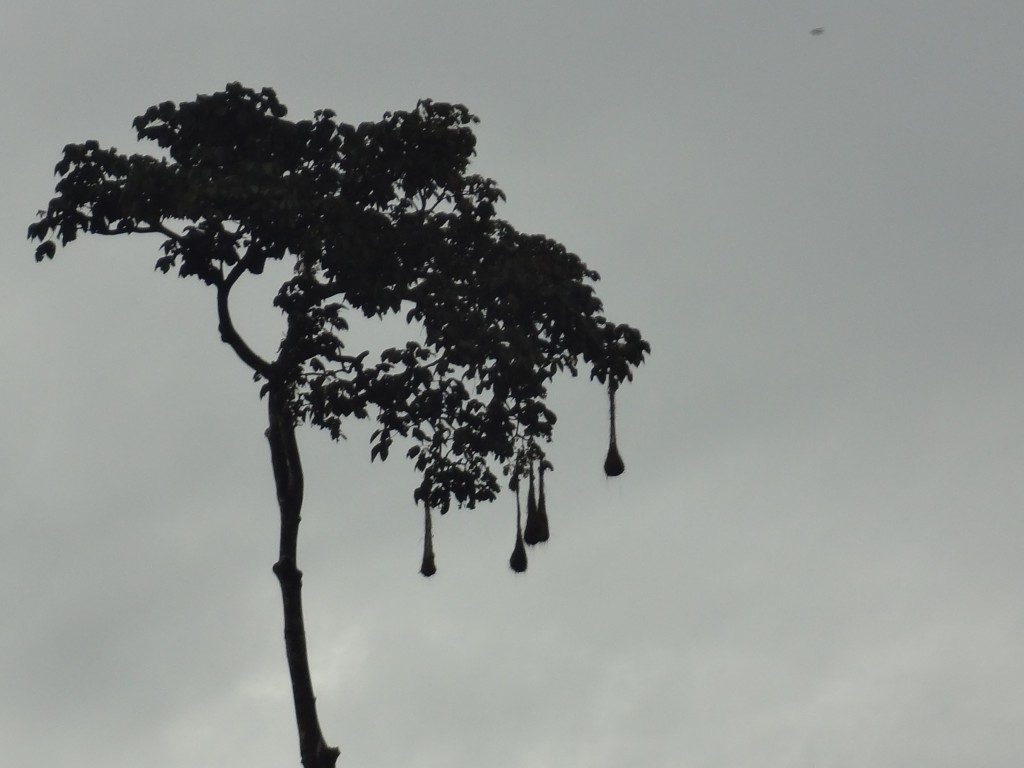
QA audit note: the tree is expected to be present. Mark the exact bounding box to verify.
[28,83,649,768]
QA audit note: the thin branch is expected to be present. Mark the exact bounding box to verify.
[142,221,184,240]
[88,220,183,240]
[302,281,348,304]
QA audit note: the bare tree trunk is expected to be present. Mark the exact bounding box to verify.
[266,389,340,768]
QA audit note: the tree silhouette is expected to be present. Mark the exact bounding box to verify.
[28,83,649,768]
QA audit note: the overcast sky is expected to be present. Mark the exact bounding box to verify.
[4,2,1024,767]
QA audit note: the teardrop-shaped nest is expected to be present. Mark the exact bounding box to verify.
[524,481,550,546]
[420,503,436,577]
[420,551,437,578]
[510,533,528,573]
[604,441,625,477]
[523,465,549,545]
[510,487,528,572]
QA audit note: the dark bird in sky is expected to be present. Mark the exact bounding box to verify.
[811,27,824,35]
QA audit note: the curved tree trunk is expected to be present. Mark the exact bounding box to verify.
[266,389,340,768]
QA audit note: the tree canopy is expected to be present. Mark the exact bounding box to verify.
[29,82,649,565]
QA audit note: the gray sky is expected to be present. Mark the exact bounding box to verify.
[4,1,1024,766]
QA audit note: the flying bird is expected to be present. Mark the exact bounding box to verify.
[810,27,824,35]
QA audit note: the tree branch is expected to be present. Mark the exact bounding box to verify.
[217,260,275,379]
[87,219,184,240]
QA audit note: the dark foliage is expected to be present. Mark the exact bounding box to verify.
[29,82,648,521]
